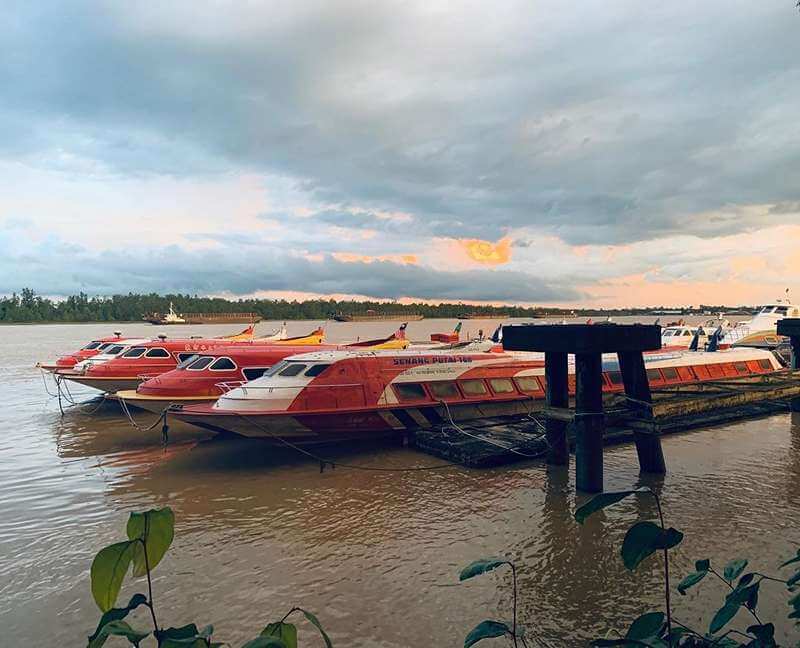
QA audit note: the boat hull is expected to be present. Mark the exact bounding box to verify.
[114,390,217,414]
[173,398,537,444]
[59,374,143,393]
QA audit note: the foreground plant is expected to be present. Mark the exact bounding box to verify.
[575,488,799,647]
[458,558,526,647]
[88,506,332,648]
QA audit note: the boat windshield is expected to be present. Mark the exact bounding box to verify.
[187,356,213,371]
[122,347,146,358]
[82,341,102,350]
[775,306,789,315]
[105,345,125,355]
[264,361,289,377]
[759,306,775,313]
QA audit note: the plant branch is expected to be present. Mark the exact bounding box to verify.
[648,488,672,643]
[141,518,159,632]
[509,562,518,648]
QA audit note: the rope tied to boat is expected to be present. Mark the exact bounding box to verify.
[437,399,545,459]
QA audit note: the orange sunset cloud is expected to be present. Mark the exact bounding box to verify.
[459,237,512,265]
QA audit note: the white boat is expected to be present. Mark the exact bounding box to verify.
[719,299,800,348]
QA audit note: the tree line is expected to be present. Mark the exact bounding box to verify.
[0,289,757,323]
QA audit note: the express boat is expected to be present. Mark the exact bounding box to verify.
[114,326,413,412]
[37,331,126,372]
[719,300,800,348]
[171,346,783,444]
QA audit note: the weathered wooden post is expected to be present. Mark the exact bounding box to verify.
[777,319,800,411]
[617,351,666,473]
[502,323,662,493]
[574,351,604,491]
[544,352,569,465]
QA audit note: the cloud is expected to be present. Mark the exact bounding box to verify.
[1,0,799,250]
[0,232,578,303]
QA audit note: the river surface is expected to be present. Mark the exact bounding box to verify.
[1,320,799,646]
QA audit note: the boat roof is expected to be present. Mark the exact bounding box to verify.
[277,348,529,364]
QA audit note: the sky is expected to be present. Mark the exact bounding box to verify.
[1,1,799,307]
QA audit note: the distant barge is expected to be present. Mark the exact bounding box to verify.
[143,303,261,325]
[332,311,423,322]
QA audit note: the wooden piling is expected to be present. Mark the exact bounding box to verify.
[776,319,800,411]
[617,351,666,474]
[575,352,604,492]
[544,352,569,465]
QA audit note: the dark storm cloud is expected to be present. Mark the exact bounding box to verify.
[1,1,799,248]
[0,235,578,302]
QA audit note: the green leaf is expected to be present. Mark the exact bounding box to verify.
[737,573,755,589]
[459,558,509,581]
[464,620,510,648]
[787,569,800,588]
[710,602,740,634]
[90,540,137,612]
[87,620,149,647]
[298,609,333,648]
[780,549,800,568]
[746,623,775,646]
[621,522,683,571]
[574,490,638,524]
[157,624,214,648]
[723,558,748,582]
[241,638,287,648]
[261,622,297,648]
[677,570,707,595]
[695,559,710,571]
[626,612,664,640]
[88,593,148,647]
[127,507,175,577]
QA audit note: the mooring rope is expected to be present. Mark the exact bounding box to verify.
[438,400,544,459]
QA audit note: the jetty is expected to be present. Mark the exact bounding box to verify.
[412,322,800,490]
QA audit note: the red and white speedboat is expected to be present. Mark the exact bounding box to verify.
[171,346,784,444]
[114,326,417,412]
[38,331,126,372]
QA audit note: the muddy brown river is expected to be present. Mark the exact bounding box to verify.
[1,320,798,646]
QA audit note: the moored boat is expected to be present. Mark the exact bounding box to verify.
[37,331,126,372]
[171,345,784,444]
[115,325,413,412]
[719,299,800,348]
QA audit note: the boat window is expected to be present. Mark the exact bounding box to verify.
[734,362,748,373]
[105,345,125,355]
[394,383,427,401]
[305,364,331,377]
[646,369,662,382]
[177,353,198,367]
[145,348,170,358]
[242,367,269,381]
[661,367,679,380]
[122,347,146,358]
[683,330,692,336]
[83,341,102,350]
[514,377,540,393]
[209,357,236,371]
[489,378,516,394]
[264,361,289,377]
[663,330,674,337]
[187,356,213,371]
[607,371,623,385]
[278,363,306,377]
[460,379,488,396]
[775,306,789,315]
[757,358,773,370]
[429,381,460,399]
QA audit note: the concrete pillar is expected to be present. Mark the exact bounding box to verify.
[618,351,667,474]
[544,352,569,465]
[575,352,604,493]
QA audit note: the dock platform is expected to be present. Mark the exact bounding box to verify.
[411,371,800,468]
